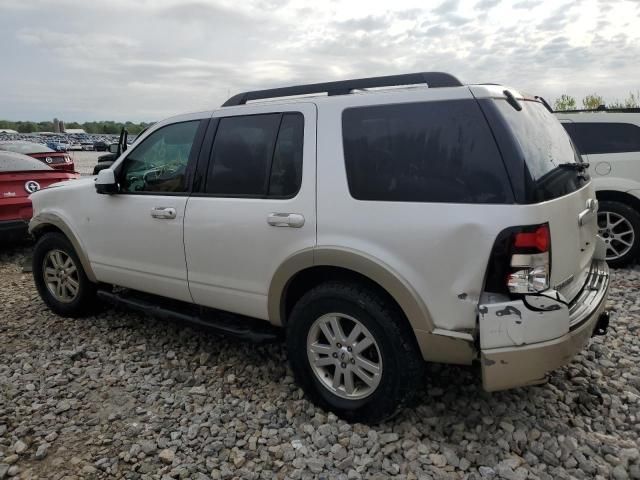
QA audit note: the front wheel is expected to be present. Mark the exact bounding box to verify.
[597,200,640,268]
[33,232,97,317]
[286,282,424,423]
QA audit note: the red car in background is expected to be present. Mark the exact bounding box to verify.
[0,141,75,173]
[1,151,78,242]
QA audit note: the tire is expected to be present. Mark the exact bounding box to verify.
[32,232,97,317]
[286,281,424,423]
[597,200,640,268]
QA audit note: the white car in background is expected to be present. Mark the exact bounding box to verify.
[556,107,640,267]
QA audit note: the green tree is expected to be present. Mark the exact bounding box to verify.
[554,94,577,111]
[610,90,640,109]
[582,93,605,110]
[16,122,37,133]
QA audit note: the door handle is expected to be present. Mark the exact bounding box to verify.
[151,207,177,219]
[578,198,598,226]
[267,213,305,228]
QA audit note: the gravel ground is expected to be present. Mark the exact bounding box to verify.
[67,151,102,176]
[1,244,639,480]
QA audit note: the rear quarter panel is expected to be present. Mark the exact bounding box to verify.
[317,89,598,332]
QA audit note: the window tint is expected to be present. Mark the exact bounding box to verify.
[119,121,200,193]
[206,113,304,197]
[269,113,304,197]
[562,122,640,155]
[495,100,581,181]
[342,100,513,203]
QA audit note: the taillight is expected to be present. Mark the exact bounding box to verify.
[64,155,71,163]
[507,224,551,294]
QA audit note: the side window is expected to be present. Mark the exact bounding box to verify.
[562,122,640,155]
[206,112,304,197]
[269,113,304,197]
[119,121,200,193]
[342,100,513,204]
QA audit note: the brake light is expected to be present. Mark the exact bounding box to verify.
[507,223,551,294]
[513,225,550,252]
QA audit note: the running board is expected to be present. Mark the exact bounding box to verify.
[97,289,281,343]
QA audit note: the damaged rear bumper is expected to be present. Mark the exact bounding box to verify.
[480,259,610,392]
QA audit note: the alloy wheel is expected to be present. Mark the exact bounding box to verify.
[43,249,80,303]
[598,211,635,261]
[306,313,383,400]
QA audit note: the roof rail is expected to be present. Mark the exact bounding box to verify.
[554,106,640,114]
[222,72,463,107]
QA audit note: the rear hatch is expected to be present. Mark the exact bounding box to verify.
[478,92,598,302]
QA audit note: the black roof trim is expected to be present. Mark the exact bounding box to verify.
[554,106,640,114]
[222,72,463,107]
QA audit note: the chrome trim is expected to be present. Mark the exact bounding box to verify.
[568,259,609,329]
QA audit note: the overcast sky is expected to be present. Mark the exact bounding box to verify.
[1,0,639,122]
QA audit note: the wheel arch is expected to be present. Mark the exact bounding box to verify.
[29,213,97,283]
[596,190,640,213]
[268,247,475,365]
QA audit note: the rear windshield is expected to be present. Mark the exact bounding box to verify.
[495,100,582,178]
[494,99,588,201]
[0,142,54,154]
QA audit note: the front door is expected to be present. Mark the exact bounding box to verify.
[184,103,317,320]
[83,118,207,302]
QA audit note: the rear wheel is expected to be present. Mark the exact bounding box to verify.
[33,232,97,317]
[597,200,640,268]
[286,281,424,423]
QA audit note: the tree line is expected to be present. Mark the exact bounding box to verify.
[554,91,639,111]
[0,120,152,135]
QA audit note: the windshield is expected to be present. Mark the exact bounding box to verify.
[494,99,583,180]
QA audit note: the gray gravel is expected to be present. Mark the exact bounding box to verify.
[1,244,639,480]
[67,151,102,175]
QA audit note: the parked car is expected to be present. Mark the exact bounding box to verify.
[81,142,95,151]
[0,141,75,172]
[0,151,78,242]
[93,140,109,152]
[555,107,640,267]
[46,140,67,152]
[29,72,610,422]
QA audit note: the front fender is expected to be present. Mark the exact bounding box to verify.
[29,212,97,283]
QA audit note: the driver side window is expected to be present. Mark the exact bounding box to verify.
[119,121,200,193]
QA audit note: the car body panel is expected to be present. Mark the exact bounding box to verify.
[183,103,317,321]
[1,152,78,239]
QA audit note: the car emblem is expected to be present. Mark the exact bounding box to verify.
[45,157,53,163]
[25,180,41,193]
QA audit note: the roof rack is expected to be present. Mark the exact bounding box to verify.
[554,105,640,114]
[222,72,463,107]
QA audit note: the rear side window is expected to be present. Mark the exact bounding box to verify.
[206,113,304,197]
[562,122,640,154]
[342,100,513,203]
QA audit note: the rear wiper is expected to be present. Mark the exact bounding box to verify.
[557,162,590,171]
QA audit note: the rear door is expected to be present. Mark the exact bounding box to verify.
[183,103,316,321]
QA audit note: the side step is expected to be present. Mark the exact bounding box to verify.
[97,289,281,343]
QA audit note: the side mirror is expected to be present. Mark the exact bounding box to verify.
[108,143,119,154]
[95,169,118,194]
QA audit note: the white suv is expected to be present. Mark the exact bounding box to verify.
[555,107,640,267]
[29,73,610,422]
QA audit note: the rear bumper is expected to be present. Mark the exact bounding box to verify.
[0,219,29,241]
[481,259,610,391]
